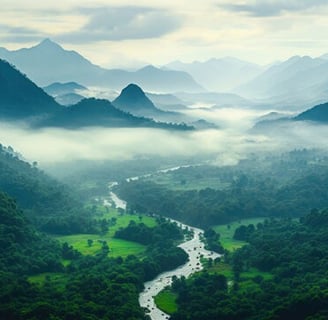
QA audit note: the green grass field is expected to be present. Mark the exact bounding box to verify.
[28,273,68,290]
[154,290,178,314]
[214,217,266,251]
[55,233,147,257]
[55,209,157,258]
[29,210,158,287]
[208,262,272,281]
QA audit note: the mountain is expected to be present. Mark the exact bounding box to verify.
[41,97,146,128]
[0,61,191,129]
[43,81,87,96]
[145,93,187,111]
[113,83,159,113]
[0,39,204,93]
[54,92,85,106]
[0,58,60,119]
[131,65,204,92]
[43,82,86,106]
[235,56,328,107]
[165,57,264,92]
[0,39,102,87]
[251,101,328,132]
[112,83,188,123]
[295,102,328,122]
[40,97,192,130]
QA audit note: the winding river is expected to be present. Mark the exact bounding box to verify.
[138,222,221,320]
[106,167,221,320]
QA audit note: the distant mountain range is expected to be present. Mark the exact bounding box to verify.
[235,55,328,108]
[0,59,192,130]
[165,57,264,92]
[0,39,203,93]
[43,82,87,96]
[40,97,190,129]
[43,82,86,106]
[252,101,328,134]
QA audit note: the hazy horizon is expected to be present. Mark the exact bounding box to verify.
[2,1,328,68]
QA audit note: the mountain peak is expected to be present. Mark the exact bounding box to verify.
[121,83,146,98]
[113,83,157,112]
[137,65,158,72]
[35,38,63,51]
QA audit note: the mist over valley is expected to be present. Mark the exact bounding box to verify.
[2,5,328,319]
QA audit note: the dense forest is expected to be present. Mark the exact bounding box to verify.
[0,191,62,275]
[2,144,328,319]
[0,144,103,234]
[115,151,328,227]
[169,209,328,319]
[0,189,187,319]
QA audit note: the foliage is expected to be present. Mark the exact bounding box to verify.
[115,218,188,280]
[0,145,102,234]
[115,151,328,228]
[154,289,178,314]
[170,210,328,319]
[0,191,62,275]
[0,193,187,319]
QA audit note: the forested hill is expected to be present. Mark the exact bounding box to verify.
[0,59,192,130]
[0,144,97,234]
[0,191,62,275]
[0,59,59,118]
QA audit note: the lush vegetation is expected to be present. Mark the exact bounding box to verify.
[0,145,102,234]
[115,219,188,280]
[169,210,328,319]
[0,190,189,319]
[0,59,58,119]
[2,145,328,320]
[116,151,328,227]
[0,191,62,275]
[154,290,178,314]
[213,218,266,251]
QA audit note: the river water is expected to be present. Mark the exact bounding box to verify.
[106,168,221,320]
[139,222,221,320]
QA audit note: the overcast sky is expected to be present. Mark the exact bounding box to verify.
[2,0,328,68]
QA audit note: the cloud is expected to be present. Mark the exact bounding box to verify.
[0,121,270,165]
[1,116,328,170]
[0,24,45,43]
[220,0,328,17]
[57,6,182,43]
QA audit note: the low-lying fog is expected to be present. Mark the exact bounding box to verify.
[1,105,328,168]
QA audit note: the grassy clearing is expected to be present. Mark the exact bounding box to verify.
[208,262,273,283]
[55,209,157,258]
[56,233,146,257]
[213,218,266,251]
[155,290,178,314]
[208,261,234,278]
[28,273,68,290]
